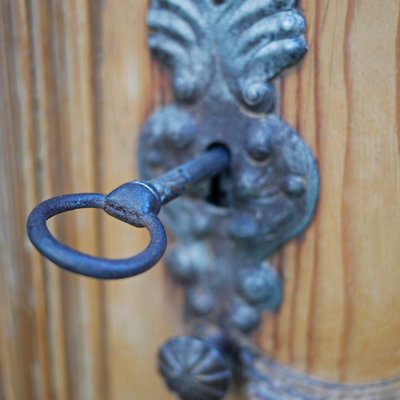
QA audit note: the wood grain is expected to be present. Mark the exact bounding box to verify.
[96,1,182,399]
[258,0,400,384]
[0,0,399,399]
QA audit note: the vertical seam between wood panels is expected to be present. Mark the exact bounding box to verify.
[305,0,321,375]
[339,0,354,383]
[46,1,71,398]
[27,0,44,201]
[9,0,34,396]
[24,0,52,397]
[88,1,109,399]
[29,1,66,397]
[0,1,19,396]
[4,1,34,398]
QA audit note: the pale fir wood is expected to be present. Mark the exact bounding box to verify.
[258,0,400,384]
[97,1,182,399]
[0,2,51,399]
[0,1,399,399]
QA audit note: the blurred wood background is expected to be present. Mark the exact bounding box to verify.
[0,1,399,399]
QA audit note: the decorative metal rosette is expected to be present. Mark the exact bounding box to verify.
[158,336,231,400]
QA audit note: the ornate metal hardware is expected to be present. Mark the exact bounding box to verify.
[159,336,232,400]
[26,0,319,399]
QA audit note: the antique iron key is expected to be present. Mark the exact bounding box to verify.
[27,145,229,279]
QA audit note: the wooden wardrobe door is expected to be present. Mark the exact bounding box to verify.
[0,1,399,399]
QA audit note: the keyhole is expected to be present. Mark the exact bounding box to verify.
[206,143,232,208]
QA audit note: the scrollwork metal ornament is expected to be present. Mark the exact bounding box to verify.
[139,0,319,398]
[240,347,400,399]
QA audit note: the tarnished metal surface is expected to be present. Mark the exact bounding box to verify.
[141,1,319,397]
[240,348,400,400]
[27,146,229,279]
[141,0,317,333]
[26,191,166,279]
[159,336,231,400]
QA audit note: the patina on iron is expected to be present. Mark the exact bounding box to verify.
[140,1,319,399]
[27,146,229,279]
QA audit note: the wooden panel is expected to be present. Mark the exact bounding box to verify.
[259,0,400,384]
[0,0,180,399]
[0,0,399,399]
[97,1,182,399]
